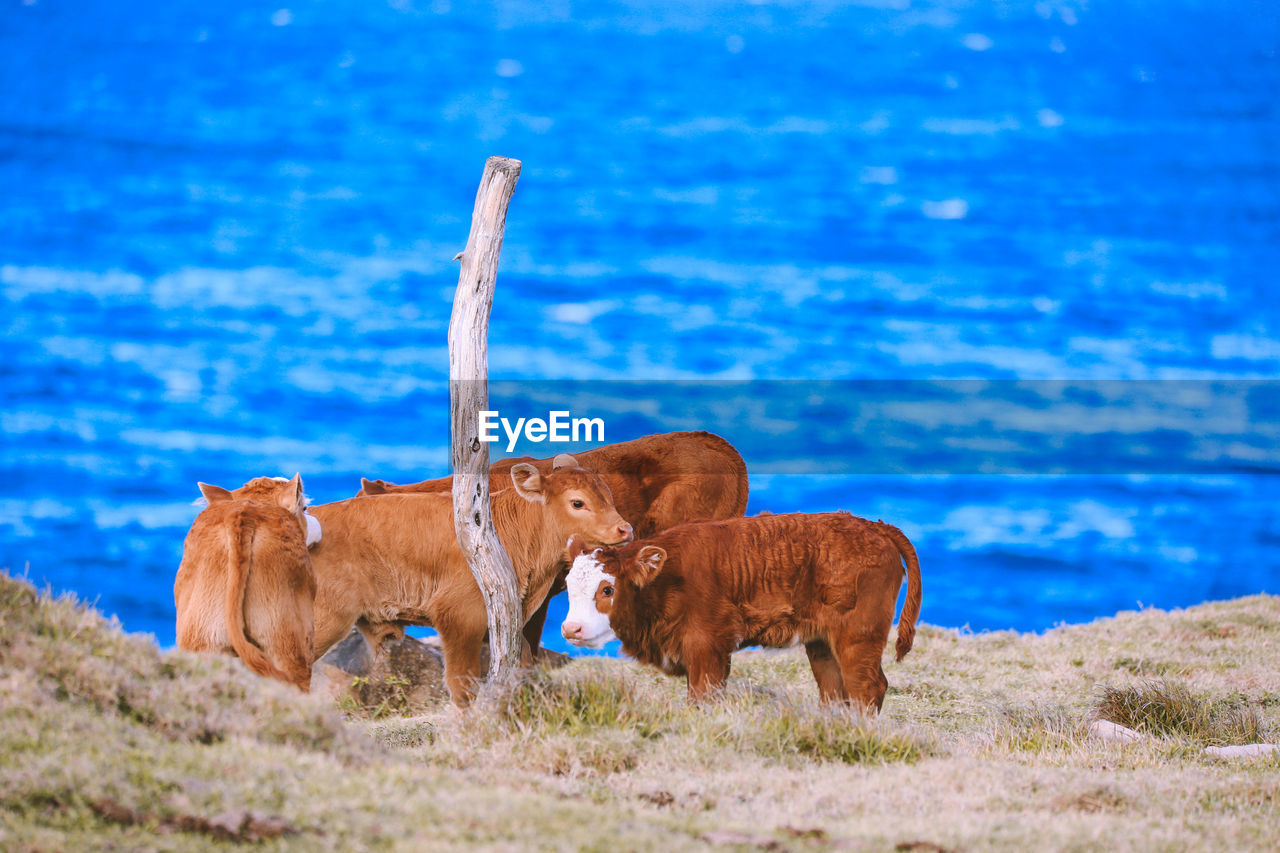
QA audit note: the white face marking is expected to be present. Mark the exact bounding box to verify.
[305,512,322,548]
[562,550,616,648]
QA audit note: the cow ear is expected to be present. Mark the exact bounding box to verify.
[552,453,578,470]
[510,463,545,503]
[278,473,305,514]
[360,477,387,495]
[565,534,586,562]
[630,546,666,588]
[198,483,233,504]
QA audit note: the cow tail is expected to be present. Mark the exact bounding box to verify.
[224,509,287,681]
[881,523,922,661]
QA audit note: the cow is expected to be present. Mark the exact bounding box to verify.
[559,512,922,713]
[356,431,749,654]
[306,457,632,705]
[356,431,747,539]
[174,474,319,691]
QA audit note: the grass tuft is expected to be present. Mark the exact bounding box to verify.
[500,661,675,738]
[729,700,926,764]
[1093,679,1267,746]
[992,703,1080,752]
[338,674,419,720]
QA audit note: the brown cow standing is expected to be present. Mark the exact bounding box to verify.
[356,431,748,653]
[560,512,922,712]
[174,474,318,691]
[307,459,632,704]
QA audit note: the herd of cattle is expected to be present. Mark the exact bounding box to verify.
[173,431,922,713]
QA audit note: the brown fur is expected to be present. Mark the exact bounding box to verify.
[357,431,749,655]
[309,463,631,705]
[173,475,317,691]
[356,431,748,538]
[567,512,922,712]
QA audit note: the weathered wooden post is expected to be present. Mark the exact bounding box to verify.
[449,156,523,685]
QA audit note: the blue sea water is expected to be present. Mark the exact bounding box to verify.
[2,1,1278,653]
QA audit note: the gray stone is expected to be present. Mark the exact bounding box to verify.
[1088,720,1144,743]
[1203,744,1277,759]
[318,628,374,675]
[310,628,572,711]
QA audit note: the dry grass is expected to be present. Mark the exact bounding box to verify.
[3,570,1280,851]
[1093,679,1265,746]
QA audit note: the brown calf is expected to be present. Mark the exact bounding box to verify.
[308,458,632,704]
[357,431,749,653]
[356,431,748,538]
[174,474,318,691]
[560,512,922,712]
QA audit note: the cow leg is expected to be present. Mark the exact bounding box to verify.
[684,644,731,703]
[311,571,368,661]
[804,640,847,703]
[832,635,889,714]
[520,597,550,661]
[438,619,487,707]
[312,603,362,661]
[832,561,901,714]
[520,569,565,663]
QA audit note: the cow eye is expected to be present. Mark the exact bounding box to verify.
[571,500,584,509]
[602,585,614,597]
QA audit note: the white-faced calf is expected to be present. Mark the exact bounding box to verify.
[561,511,922,712]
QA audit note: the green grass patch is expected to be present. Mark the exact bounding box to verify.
[500,662,676,738]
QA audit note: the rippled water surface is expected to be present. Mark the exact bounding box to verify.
[2,1,1278,650]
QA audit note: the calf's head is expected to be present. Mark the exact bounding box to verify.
[560,536,666,648]
[197,473,320,545]
[509,454,632,548]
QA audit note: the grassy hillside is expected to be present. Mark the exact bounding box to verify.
[2,571,1278,852]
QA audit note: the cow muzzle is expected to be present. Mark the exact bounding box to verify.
[560,619,615,649]
[608,521,634,546]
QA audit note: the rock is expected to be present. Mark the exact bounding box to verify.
[313,628,447,712]
[318,628,375,675]
[1088,720,1144,743]
[357,633,449,712]
[312,629,572,713]
[1203,744,1278,759]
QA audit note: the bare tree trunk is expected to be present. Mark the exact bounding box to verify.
[448,155,523,685]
